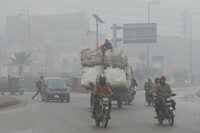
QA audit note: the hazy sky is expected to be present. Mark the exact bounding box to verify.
[0,0,200,39]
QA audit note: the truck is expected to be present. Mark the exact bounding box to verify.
[81,48,135,108]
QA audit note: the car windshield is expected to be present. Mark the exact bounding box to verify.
[47,79,67,87]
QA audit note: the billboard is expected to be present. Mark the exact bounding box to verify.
[123,23,157,44]
[152,56,164,61]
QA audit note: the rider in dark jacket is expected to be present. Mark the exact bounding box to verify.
[92,74,113,118]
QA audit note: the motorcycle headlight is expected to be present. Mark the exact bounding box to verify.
[103,97,109,101]
[166,98,172,101]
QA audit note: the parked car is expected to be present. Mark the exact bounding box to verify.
[41,77,71,102]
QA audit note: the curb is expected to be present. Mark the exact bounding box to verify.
[0,97,27,111]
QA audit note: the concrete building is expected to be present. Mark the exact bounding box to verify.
[6,12,106,77]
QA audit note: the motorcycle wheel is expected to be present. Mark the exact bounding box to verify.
[158,117,163,125]
[148,101,151,106]
[19,90,24,95]
[90,92,94,107]
[1,89,5,95]
[168,117,174,126]
[95,119,100,126]
[102,110,109,128]
[117,98,123,108]
[168,111,174,126]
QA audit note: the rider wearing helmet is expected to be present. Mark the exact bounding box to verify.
[153,76,172,117]
[92,74,113,118]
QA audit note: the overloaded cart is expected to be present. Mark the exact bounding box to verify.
[81,48,135,108]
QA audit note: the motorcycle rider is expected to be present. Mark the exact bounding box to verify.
[144,78,153,102]
[153,76,173,118]
[92,74,113,118]
[151,77,160,97]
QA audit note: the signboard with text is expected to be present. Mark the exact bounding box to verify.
[123,23,157,44]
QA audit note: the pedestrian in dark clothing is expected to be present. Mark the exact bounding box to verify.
[32,76,44,100]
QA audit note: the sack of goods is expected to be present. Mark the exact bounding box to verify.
[81,48,128,69]
[104,49,128,69]
[81,66,101,89]
[104,67,129,90]
[81,49,102,67]
[81,48,133,91]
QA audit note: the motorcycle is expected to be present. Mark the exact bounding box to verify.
[154,94,176,126]
[92,95,111,128]
[145,88,154,106]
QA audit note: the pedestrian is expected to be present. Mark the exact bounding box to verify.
[32,76,44,100]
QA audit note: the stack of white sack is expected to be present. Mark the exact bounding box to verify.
[81,48,128,69]
[104,67,129,90]
[81,67,132,90]
[81,66,101,89]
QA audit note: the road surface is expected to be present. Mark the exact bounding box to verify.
[0,87,199,133]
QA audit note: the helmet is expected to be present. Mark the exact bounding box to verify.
[99,74,106,86]
[105,39,109,43]
[40,76,43,80]
[154,77,160,84]
[160,76,166,80]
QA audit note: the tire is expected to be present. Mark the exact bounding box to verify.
[158,117,163,125]
[102,110,109,128]
[1,89,5,95]
[168,110,174,126]
[11,91,15,95]
[90,92,94,107]
[168,117,174,126]
[19,90,24,95]
[45,96,49,102]
[148,100,151,106]
[66,93,70,102]
[117,98,122,108]
[95,119,100,126]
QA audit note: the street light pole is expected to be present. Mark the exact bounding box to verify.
[92,14,104,45]
[147,1,159,78]
[189,13,200,83]
[96,19,98,44]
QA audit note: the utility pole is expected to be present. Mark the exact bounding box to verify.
[189,13,200,83]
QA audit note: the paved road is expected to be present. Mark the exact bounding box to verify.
[0,87,199,133]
